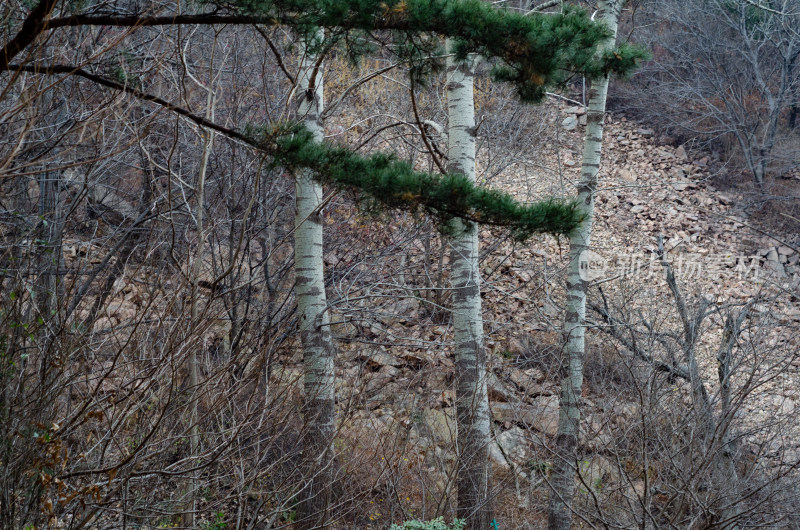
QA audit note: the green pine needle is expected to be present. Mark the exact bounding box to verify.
[229,0,649,102]
[249,124,582,240]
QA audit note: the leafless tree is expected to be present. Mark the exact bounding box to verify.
[619,0,800,185]
[571,243,800,528]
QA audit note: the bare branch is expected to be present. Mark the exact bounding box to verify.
[0,0,59,71]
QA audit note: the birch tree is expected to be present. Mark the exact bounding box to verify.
[445,42,491,528]
[0,2,645,526]
[547,1,624,529]
[294,31,337,529]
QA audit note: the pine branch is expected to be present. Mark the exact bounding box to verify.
[7,62,575,239]
[232,0,650,102]
[254,124,583,239]
[38,1,649,101]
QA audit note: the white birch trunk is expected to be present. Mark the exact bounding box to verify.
[446,42,492,529]
[547,2,622,529]
[294,31,336,530]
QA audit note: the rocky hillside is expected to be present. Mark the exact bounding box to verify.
[52,96,800,528]
[296,101,800,526]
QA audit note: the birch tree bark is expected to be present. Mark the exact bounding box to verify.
[547,2,623,529]
[294,31,336,530]
[446,42,492,529]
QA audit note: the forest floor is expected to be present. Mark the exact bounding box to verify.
[68,90,800,528]
[302,99,800,527]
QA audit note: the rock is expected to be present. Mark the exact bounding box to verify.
[765,248,787,278]
[671,167,687,179]
[489,427,530,470]
[631,205,645,214]
[579,114,587,126]
[360,350,403,369]
[618,169,637,182]
[579,456,618,493]
[418,407,456,444]
[636,128,654,137]
[675,144,689,161]
[563,105,586,116]
[487,372,516,403]
[778,245,794,256]
[491,396,559,436]
[561,116,578,131]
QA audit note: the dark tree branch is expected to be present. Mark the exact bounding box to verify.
[409,80,447,174]
[253,25,295,84]
[589,290,691,382]
[46,13,277,30]
[7,63,257,146]
[0,0,59,71]
[657,236,697,345]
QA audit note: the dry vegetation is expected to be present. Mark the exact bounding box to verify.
[2,1,800,529]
